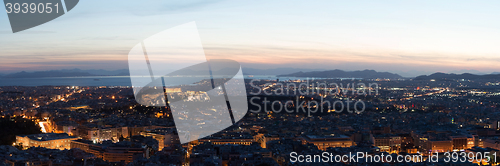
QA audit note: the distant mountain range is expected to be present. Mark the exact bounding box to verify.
[414,72,500,80]
[2,68,500,80]
[277,69,403,79]
[2,69,130,78]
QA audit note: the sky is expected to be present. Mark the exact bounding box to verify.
[1,0,500,77]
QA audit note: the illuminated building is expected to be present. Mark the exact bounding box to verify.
[255,134,281,148]
[70,139,146,164]
[467,136,476,149]
[38,121,52,133]
[16,133,78,150]
[417,132,454,153]
[399,133,416,153]
[164,88,182,93]
[66,105,90,111]
[450,135,469,151]
[426,140,453,153]
[197,132,255,146]
[53,121,79,135]
[140,127,180,151]
[371,134,401,153]
[300,135,353,151]
[76,126,129,142]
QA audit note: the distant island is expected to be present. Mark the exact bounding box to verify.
[414,72,500,80]
[277,69,403,79]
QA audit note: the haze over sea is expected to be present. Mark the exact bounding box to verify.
[0,75,326,87]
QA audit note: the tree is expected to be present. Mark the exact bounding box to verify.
[119,134,125,142]
[0,117,42,145]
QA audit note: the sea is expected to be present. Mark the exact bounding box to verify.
[0,75,339,87]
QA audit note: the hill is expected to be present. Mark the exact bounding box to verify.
[277,69,403,79]
[414,72,500,80]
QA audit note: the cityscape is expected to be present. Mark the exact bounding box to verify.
[2,1,500,166]
[2,75,500,165]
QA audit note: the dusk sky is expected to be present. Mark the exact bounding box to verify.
[1,0,500,77]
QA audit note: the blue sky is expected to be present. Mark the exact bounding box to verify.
[1,0,500,77]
